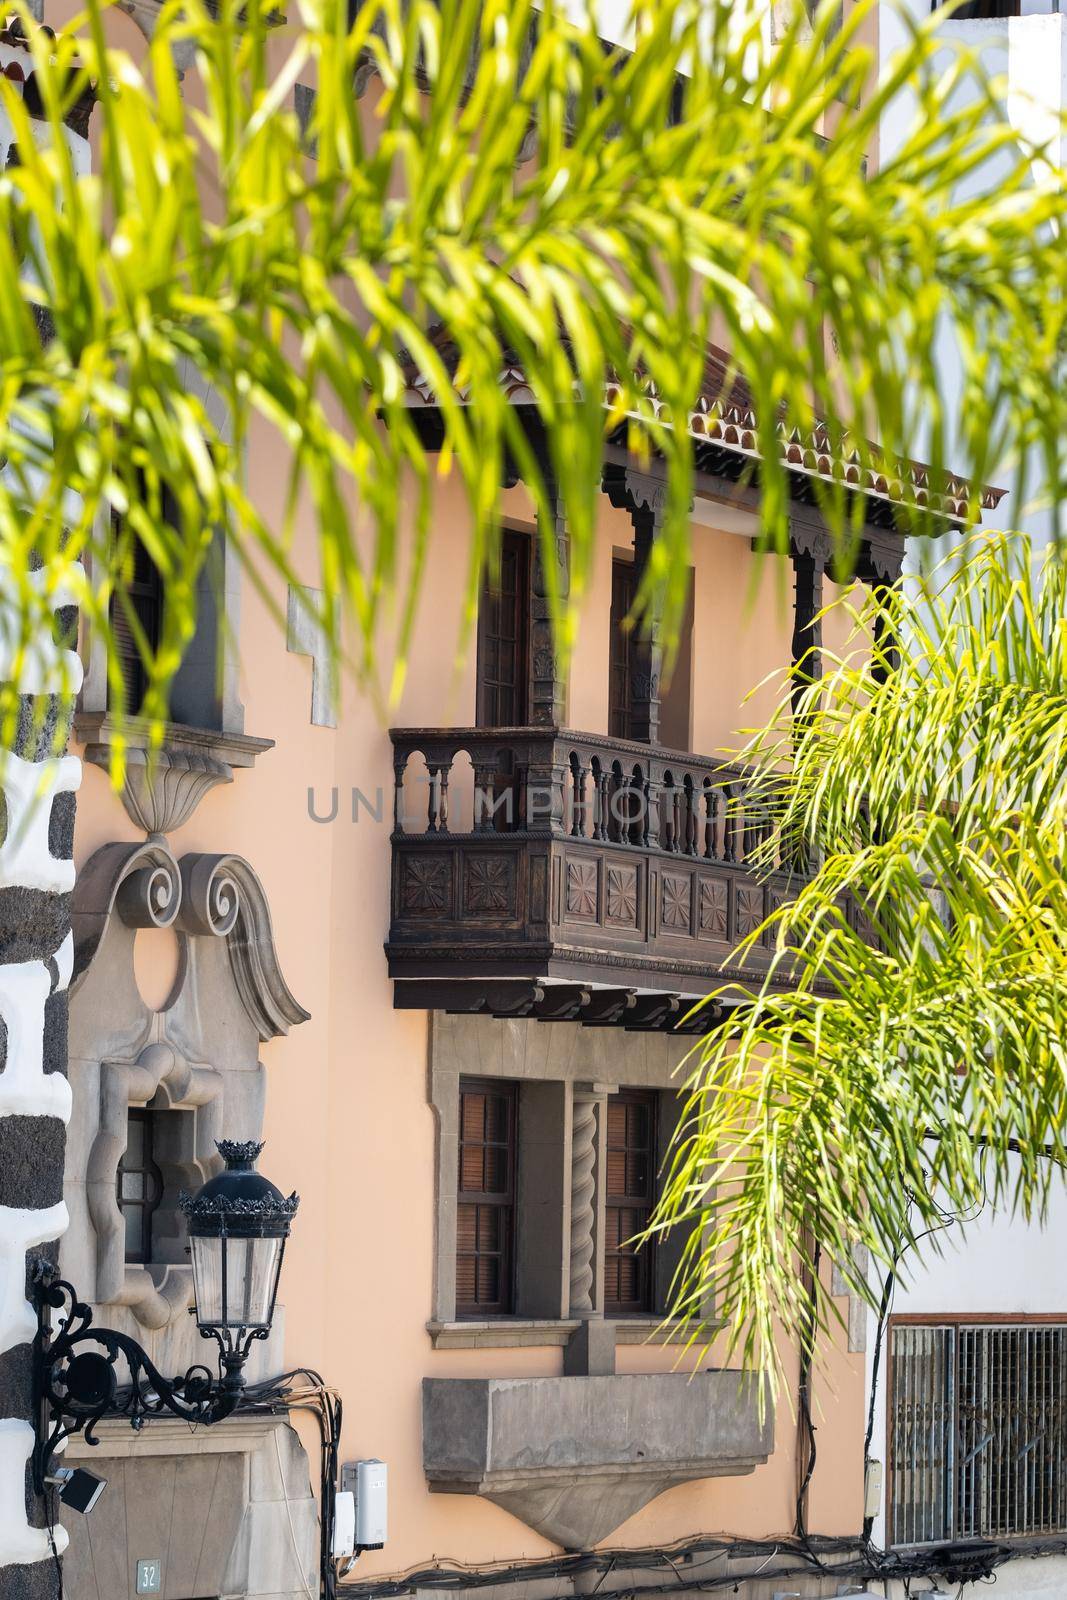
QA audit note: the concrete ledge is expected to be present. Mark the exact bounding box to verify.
[423,1370,772,1550]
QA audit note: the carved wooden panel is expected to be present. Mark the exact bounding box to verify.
[852,898,877,946]
[464,854,516,916]
[529,855,548,923]
[604,864,639,929]
[660,872,692,933]
[764,885,789,946]
[735,883,764,938]
[698,876,728,939]
[400,853,452,917]
[565,857,599,921]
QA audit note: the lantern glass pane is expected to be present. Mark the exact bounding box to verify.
[236,1236,282,1328]
[192,1235,283,1330]
[190,1235,225,1326]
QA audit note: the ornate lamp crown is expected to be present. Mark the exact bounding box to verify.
[179,1140,300,1230]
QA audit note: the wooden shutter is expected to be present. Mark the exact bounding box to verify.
[476,529,530,727]
[109,507,164,714]
[604,1089,657,1314]
[608,558,636,740]
[456,1079,517,1316]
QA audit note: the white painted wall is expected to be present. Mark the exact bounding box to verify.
[864,1157,1067,1539]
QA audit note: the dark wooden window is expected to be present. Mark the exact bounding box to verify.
[109,512,163,714]
[476,528,529,727]
[457,1079,517,1316]
[117,1108,164,1265]
[608,557,636,740]
[605,1089,657,1314]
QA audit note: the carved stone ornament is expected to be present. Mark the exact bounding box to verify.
[72,838,309,1042]
[75,712,274,838]
[70,840,309,1332]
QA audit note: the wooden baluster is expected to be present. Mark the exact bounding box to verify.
[473,761,495,832]
[591,766,605,841]
[717,787,728,861]
[684,781,696,856]
[572,763,589,838]
[607,768,621,845]
[436,758,452,833]
[723,783,736,862]
[662,779,675,852]
[516,760,528,831]
[703,786,714,859]
[393,756,406,834]
[427,763,439,833]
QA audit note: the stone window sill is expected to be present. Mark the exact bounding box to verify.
[427,1317,720,1349]
[428,1319,580,1349]
[75,711,273,772]
[614,1317,720,1346]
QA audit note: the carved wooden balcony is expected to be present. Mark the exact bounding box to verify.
[387,728,853,1016]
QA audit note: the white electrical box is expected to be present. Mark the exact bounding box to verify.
[332,1491,356,1559]
[341,1459,388,1549]
[863,1458,883,1520]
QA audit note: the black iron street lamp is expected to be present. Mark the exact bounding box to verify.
[32,1139,298,1492]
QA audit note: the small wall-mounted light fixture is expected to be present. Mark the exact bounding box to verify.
[45,1465,108,1515]
[32,1140,298,1497]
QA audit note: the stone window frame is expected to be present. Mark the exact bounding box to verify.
[87,1037,224,1329]
[427,1010,715,1350]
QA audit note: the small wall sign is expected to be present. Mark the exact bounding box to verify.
[136,1557,162,1594]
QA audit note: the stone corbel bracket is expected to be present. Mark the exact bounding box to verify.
[75,713,274,838]
[72,838,309,1042]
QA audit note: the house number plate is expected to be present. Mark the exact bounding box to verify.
[136,1558,162,1594]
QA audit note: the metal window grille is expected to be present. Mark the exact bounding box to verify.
[890,1323,1067,1545]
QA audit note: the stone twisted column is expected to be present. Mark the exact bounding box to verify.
[568,1088,599,1315]
[566,1083,616,1376]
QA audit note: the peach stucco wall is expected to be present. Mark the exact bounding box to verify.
[71,468,866,1575]
[55,1,868,1568]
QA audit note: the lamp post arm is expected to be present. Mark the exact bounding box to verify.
[31,1259,240,1491]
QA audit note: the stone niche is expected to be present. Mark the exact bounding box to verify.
[423,1371,773,1550]
[60,1416,318,1600]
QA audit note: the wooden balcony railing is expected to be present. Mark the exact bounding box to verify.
[387,727,815,1000]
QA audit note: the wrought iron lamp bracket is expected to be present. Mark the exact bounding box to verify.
[30,1257,248,1491]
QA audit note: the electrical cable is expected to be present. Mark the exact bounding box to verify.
[335,1527,1034,1599]
[102,1365,342,1598]
[46,1489,63,1600]
[240,1367,343,1600]
[794,1235,822,1549]
[275,1421,317,1600]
